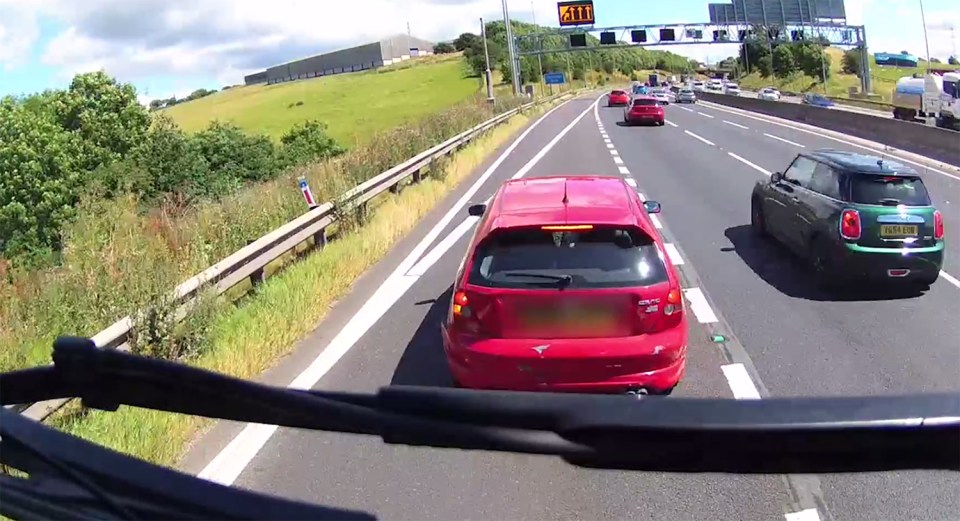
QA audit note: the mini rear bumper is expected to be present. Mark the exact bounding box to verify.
[441,325,687,394]
[839,242,944,282]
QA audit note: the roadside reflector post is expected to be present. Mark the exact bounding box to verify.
[298,177,318,210]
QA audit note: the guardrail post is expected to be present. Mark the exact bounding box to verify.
[412,167,423,184]
[389,181,402,194]
[314,228,327,250]
[247,240,265,287]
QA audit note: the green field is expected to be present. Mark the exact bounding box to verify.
[161,53,485,145]
[737,47,960,102]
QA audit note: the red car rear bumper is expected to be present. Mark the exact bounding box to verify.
[441,323,687,394]
[626,114,665,124]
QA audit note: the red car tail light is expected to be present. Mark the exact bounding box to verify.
[839,209,861,240]
[452,290,471,318]
[663,288,682,316]
[934,210,944,240]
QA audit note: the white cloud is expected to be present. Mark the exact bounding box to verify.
[0,0,42,70]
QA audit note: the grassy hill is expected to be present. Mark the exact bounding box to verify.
[161,53,486,146]
[737,47,960,102]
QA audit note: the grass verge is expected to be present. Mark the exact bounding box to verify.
[50,99,560,467]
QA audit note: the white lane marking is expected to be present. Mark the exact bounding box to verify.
[785,508,822,521]
[701,102,960,181]
[685,130,715,146]
[650,214,663,229]
[721,363,762,400]
[764,132,805,148]
[610,149,619,156]
[511,97,602,180]
[613,156,624,165]
[636,192,646,201]
[618,166,630,175]
[600,132,609,137]
[604,138,612,144]
[625,178,637,187]
[723,120,749,129]
[664,243,684,265]
[606,143,615,149]
[665,120,678,127]
[406,217,479,277]
[683,287,718,323]
[197,95,592,486]
[679,106,694,112]
[728,152,772,176]
[698,112,715,119]
[940,270,960,290]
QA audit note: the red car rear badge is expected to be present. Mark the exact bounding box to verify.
[531,344,550,356]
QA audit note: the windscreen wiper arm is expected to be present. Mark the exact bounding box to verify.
[2,336,959,476]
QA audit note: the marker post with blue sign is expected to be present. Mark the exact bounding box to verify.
[298,177,318,209]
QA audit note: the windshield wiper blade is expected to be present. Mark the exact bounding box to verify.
[503,271,573,288]
[2,337,959,476]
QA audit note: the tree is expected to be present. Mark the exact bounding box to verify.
[772,45,796,78]
[433,42,456,54]
[930,57,941,63]
[949,56,959,65]
[841,47,863,75]
[453,33,480,52]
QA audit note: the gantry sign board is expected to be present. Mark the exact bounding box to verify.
[708,0,847,25]
[557,1,595,27]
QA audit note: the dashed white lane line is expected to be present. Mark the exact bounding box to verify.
[683,287,718,324]
[764,132,805,148]
[665,120,678,127]
[784,508,822,521]
[697,112,715,119]
[606,143,615,149]
[625,178,637,187]
[727,152,772,176]
[723,120,749,129]
[604,138,612,144]
[610,149,619,156]
[618,166,630,175]
[636,192,645,201]
[721,363,762,400]
[664,243,684,265]
[679,106,695,112]
[650,214,663,229]
[613,156,624,165]
[684,130,715,146]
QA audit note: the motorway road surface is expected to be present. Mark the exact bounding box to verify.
[185,93,960,521]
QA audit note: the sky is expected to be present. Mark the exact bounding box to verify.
[0,0,957,103]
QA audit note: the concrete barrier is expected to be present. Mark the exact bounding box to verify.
[693,91,960,168]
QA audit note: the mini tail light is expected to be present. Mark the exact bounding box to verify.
[933,210,944,240]
[664,288,682,316]
[839,209,861,240]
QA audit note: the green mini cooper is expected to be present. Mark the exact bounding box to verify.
[750,149,944,287]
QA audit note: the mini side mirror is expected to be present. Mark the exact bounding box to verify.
[467,203,486,217]
[643,200,662,214]
[770,171,783,184]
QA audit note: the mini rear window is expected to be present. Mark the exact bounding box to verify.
[633,98,659,106]
[467,226,668,289]
[848,175,932,206]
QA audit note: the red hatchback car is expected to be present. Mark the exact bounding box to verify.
[607,89,630,107]
[624,96,665,126]
[441,176,688,395]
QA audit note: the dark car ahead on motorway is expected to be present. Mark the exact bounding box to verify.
[443,175,686,395]
[623,96,665,126]
[802,92,835,108]
[607,89,630,107]
[751,150,944,287]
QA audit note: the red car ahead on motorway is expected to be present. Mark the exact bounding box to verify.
[441,175,688,395]
[607,89,630,107]
[624,96,665,126]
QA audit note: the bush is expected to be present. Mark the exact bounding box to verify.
[279,120,346,170]
[193,121,279,184]
[842,48,863,76]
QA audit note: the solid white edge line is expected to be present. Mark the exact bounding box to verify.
[698,112,715,119]
[939,270,960,290]
[764,132,806,148]
[701,102,960,181]
[664,243,684,265]
[197,95,596,486]
[723,120,749,129]
[650,214,663,229]
[613,156,624,165]
[665,120,678,127]
[727,152,772,176]
[618,166,630,174]
[785,508,822,521]
[405,216,479,277]
[625,178,637,187]
[682,287,718,323]
[684,130,715,146]
[721,363,762,400]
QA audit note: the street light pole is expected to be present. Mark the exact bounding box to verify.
[532,1,544,96]
[919,0,932,73]
[502,0,521,96]
[480,17,495,103]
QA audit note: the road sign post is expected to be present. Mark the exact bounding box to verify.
[298,177,318,209]
[557,0,595,27]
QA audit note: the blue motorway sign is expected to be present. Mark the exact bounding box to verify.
[544,71,566,85]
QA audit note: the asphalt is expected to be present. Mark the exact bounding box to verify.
[188,92,960,521]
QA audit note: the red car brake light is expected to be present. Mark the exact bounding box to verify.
[934,210,944,240]
[452,290,470,318]
[839,209,861,240]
